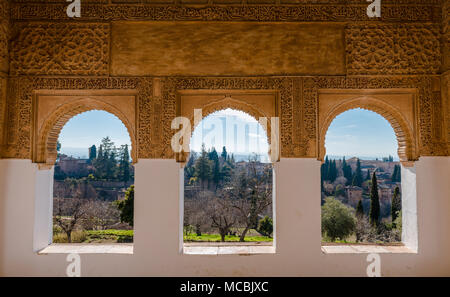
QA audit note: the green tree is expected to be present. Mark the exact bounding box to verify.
[321,197,356,241]
[88,145,97,161]
[366,169,371,181]
[353,158,363,187]
[391,186,401,223]
[257,216,273,238]
[369,172,381,226]
[118,144,131,184]
[194,144,212,189]
[209,148,221,189]
[342,157,353,185]
[221,146,228,162]
[356,199,364,218]
[391,165,401,182]
[327,159,338,183]
[115,185,134,226]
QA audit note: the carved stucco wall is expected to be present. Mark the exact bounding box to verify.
[0,0,9,156]
[1,1,449,164]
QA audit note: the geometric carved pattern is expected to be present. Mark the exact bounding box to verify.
[9,3,442,23]
[34,96,137,167]
[10,23,109,75]
[2,77,154,160]
[346,24,441,75]
[2,75,448,161]
[0,0,9,74]
[4,76,448,160]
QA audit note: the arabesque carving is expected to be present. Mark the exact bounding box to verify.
[9,2,441,23]
[3,75,447,162]
[346,24,441,75]
[10,23,110,75]
[318,95,417,165]
[2,77,154,160]
[33,94,137,167]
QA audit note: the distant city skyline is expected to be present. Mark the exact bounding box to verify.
[58,108,398,161]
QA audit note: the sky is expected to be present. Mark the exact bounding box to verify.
[325,108,398,160]
[58,108,398,160]
[58,110,131,158]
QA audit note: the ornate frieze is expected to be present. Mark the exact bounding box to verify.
[10,3,441,22]
[346,24,441,75]
[10,23,110,75]
[2,75,448,161]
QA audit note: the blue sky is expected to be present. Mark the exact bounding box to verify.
[58,108,398,160]
[58,110,131,158]
[325,108,398,160]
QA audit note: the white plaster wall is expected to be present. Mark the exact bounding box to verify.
[0,157,449,276]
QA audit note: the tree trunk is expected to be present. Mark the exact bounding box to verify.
[67,231,72,243]
[220,231,226,242]
[240,226,250,242]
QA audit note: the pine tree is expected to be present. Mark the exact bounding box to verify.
[366,169,371,181]
[391,186,401,223]
[369,172,381,226]
[208,147,221,189]
[356,199,364,218]
[118,144,131,184]
[194,144,212,189]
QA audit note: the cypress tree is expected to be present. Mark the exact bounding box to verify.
[88,145,97,160]
[221,146,228,162]
[369,172,381,226]
[119,144,131,184]
[366,169,371,181]
[356,199,364,218]
[353,158,363,187]
[391,186,401,223]
[322,156,330,181]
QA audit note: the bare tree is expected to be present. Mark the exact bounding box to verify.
[184,190,211,236]
[82,200,120,230]
[53,197,88,243]
[225,158,273,242]
[207,196,237,242]
[53,179,89,243]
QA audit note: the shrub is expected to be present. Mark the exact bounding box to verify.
[115,185,134,226]
[257,216,273,238]
[321,197,356,241]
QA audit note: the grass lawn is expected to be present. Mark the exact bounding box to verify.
[184,233,273,242]
[84,229,133,243]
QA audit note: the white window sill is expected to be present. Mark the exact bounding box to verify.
[38,243,134,255]
[183,242,275,255]
[321,244,417,254]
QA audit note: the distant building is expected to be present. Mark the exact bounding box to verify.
[57,154,90,176]
[346,186,363,207]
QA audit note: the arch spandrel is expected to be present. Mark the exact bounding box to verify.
[32,91,138,168]
[318,91,418,166]
[175,90,279,163]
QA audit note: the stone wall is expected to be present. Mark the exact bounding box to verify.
[0,1,447,162]
[0,0,9,156]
